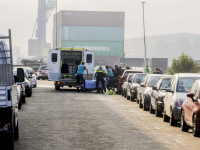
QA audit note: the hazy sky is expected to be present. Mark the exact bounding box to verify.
[1,0,200,56]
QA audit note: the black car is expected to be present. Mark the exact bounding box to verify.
[127,73,147,101]
[149,76,172,117]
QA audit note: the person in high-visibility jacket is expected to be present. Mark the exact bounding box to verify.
[95,66,106,93]
[77,61,88,92]
[145,65,152,73]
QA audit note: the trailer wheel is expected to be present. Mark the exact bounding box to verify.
[55,86,60,90]
[14,121,19,140]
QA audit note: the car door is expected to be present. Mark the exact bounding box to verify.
[127,75,134,96]
[152,79,162,108]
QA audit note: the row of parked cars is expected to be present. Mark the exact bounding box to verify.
[120,70,200,137]
[13,67,37,109]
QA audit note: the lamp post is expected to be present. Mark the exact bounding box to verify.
[56,0,57,48]
[142,2,147,71]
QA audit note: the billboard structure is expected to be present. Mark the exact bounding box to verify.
[53,10,125,66]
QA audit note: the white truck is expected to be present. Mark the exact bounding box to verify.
[0,30,24,150]
[48,48,95,90]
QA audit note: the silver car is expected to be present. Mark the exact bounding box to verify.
[122,73,134,98]
[163,73,200,126]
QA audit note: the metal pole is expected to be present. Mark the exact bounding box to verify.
[8,29,13,65]
[56,0,57,48]
[142,2,146,71]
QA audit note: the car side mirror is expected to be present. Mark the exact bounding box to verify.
[153,86,157,90]
[140,83,146,87]
[187,93,194,98]
[165,88,174,93]
[17,68,24,82]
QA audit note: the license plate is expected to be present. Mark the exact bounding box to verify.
[43,74,48,76]
[68,82,75,84]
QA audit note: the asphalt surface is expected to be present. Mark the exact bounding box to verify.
[15,80,200,150]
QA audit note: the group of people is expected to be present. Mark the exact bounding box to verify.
[76,62,123,93]
[145,65,163,74]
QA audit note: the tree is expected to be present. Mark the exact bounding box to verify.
[167,52,200,75]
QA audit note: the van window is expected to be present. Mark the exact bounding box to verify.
[87,54,92,63]
[52,53,57,62]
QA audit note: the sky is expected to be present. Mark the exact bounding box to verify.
[1,0,200,56]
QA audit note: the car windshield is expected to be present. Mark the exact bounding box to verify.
[160,78,170,89]
[177,77,200,93]
[133,74,147,83]
[26,68,34,73]
[148,76,162,87]
[124,71,139,76]
[40,66,48,70]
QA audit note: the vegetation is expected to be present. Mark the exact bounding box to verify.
[167,52,200,75]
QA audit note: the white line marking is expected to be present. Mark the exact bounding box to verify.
[155,127,160,129]
[175,140,187,147]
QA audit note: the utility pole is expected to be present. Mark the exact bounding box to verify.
[56,0,57,47]
[142,2,147,71]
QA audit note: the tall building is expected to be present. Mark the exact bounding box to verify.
[53,10,125,66]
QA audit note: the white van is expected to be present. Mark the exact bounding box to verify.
[48,48,95,90]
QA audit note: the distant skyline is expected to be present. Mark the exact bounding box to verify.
[1,0,200,57]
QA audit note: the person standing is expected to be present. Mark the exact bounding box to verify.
[95,66,106,93]
[76,62,88,92]
[106,65,114,90]
[145,65,152,73]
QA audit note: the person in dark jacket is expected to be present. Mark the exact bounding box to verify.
[153,68,163,74]
[95,66,106,93]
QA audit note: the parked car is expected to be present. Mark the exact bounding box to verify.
[163,73,200,126]
[24,67,37,87]
[13,68,26,104]
[127,73,147,102]
[14,67,33,97]
[37,65,49,80]
[122,73,135,98]
[181,79,200,136]
[150,76,172,117]
[118,69,143,95]
[138,74,164,111]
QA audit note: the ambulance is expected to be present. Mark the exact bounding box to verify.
[48,48,95,90]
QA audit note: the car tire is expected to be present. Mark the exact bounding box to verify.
[122,89,124,96]
[170,111,177,126]
[193,115,200,137]
[34,83,37,88]
[124,90,127,98]
[155,102,162,117]
[131,95,135,102]
[150,104,155,114]
[127,92,130,100]
[139,99,143,108]
[37,77,40,80]
[22,95,25,103]
[14,121,19,140]
[163,106,170,122]
[143,97,149,111]
[18,98,22,109]
[55,86,60,90]
[180,111,189,132]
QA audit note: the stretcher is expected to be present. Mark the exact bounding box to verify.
[85,78,108,91]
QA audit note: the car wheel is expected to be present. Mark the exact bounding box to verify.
[139,99,143,108]
[150,104,155,114]
[122,89,124,96]
[170,110,177,126]
[127,92,130,100]
[143,97,149,111]
[55,86,60,90]
[155,102,162,117]
[124,90,127,98]
[180,111,189,132]
[22,95,25,103]
[14,121,19,140]
[131,94,135,102]
[193,115,200,137]
[163,106,170,122]
[37,77,40,80]
[18,98,22,109]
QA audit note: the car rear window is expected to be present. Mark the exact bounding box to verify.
[124,71,142,76]
[148,76,162,87]
[177,77,200,93]
[40,66,48,70]
[133,74,147,83]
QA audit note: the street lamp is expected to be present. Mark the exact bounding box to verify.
[142,2,147,71]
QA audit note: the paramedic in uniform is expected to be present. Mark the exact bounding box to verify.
[76,62,88,92]
[95,66,106,93]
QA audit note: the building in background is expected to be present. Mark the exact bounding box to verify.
[53,10,125,66]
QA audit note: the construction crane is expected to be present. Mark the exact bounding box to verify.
[28,0,56,57]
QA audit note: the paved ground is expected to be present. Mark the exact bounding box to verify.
[14,80,200,150]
